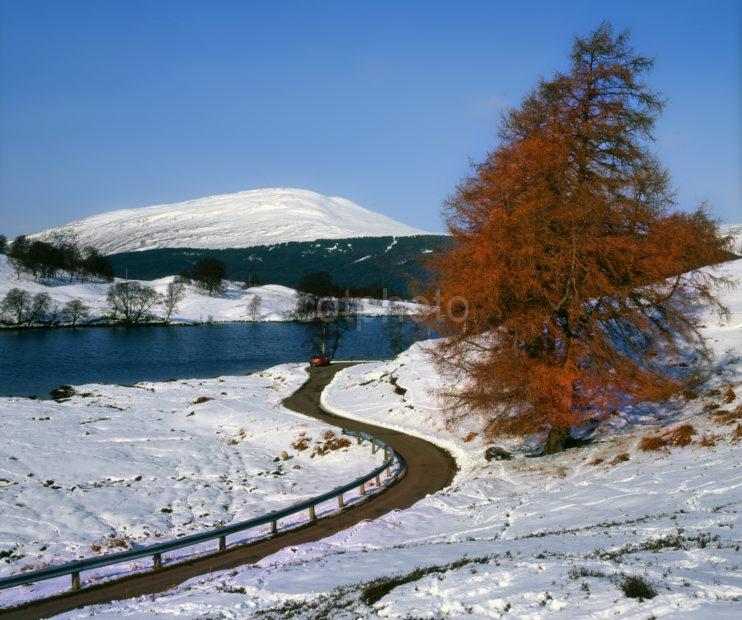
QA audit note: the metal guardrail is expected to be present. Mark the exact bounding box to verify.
[0,429,406,594]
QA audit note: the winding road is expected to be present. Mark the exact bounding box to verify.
[1,363,457,619]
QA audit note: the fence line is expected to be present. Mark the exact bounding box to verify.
[0,429,406,594]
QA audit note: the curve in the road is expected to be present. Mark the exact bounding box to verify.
[1,363,457,619]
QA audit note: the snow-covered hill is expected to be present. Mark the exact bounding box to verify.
[55,258,742,618]
[721,223,742,254]
[0,255,420,326]
[29,188,431,254]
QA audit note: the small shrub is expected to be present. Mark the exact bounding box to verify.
[568,567,607,579]
[50,385,75,401]
[291,433,310,451]
[619,575,657,600]
[722,385,736,404]
[312,432,351,456]
[732,425,742,441]
[463,431,478,442]
[589,457,604,466]
[609,452,630,465]
[667,424,695,447]
[697,433,721,448]
[710,406,742,426]
[192,396,212,405]
[638,435,665,452]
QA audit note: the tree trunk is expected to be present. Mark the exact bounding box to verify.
[542,427,570,455]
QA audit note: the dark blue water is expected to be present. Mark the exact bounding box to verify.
[0,318,429,398]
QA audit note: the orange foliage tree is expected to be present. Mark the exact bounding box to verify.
[431,23,733,452]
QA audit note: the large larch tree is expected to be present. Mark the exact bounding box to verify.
[431,23,733,452]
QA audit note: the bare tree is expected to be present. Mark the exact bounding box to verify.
[248,294,262,321]
[107,281,161,325]
[0,288,31,325]
[29,292,52,324]
[162,279,187,323]
[62,299,89,327]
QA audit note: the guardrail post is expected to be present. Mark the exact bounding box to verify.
[375,474,382,487]
[271,519,277,535]
[356,433,361,445]
[372,442,377,454]
[308,505,316,522]
[71,571,80,591]
[387,465,392,478]
[337,493,344,508]
[360,482,366,495]
[384,446,389,460]
[219,535,226,551]
[153,553,162,570]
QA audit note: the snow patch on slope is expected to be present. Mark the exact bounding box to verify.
[65,259,742,618]
[0,365,382,607]
[29,188,430,254]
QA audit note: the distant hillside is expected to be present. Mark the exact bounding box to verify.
[109,235,451,297]
[30,188,431,253]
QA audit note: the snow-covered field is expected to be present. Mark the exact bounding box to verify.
[0,255,419,326]
[0,364,383,607]
[60,259,742,618]
[30,187,431,254]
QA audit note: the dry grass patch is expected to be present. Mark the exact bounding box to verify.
[710,406,742,426]
[609,452,630,465]
[638,424,696,452]
[697,433,722,448]
[732,425,742,442]
[311,431,352,457]
[291,433,310,451]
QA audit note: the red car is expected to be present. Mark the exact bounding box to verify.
[309,355,331,367]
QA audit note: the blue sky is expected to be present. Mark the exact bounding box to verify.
[1,0,739,237]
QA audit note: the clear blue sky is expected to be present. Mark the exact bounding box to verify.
[1,0,739,238]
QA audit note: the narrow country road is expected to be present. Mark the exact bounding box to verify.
[1,363,457,619]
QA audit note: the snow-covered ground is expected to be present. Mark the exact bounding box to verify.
[29,187,432,253]
[0,255,419,326]
[60,258,742,618]
[0,364,384,607]
[721,223,742,255]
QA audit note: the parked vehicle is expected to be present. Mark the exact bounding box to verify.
[309,354,331,367]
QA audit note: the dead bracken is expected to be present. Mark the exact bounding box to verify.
[638,424,696,452]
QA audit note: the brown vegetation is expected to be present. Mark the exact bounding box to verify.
[710,406,742,426]
[430,23,731,451]
[638,424,696,452]
[311,431,352,457]
[697,433,722,448]
[609,452,630,465]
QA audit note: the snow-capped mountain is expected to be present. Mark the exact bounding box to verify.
[30,188,431,254]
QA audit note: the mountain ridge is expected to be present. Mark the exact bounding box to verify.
[30,188,434,254]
